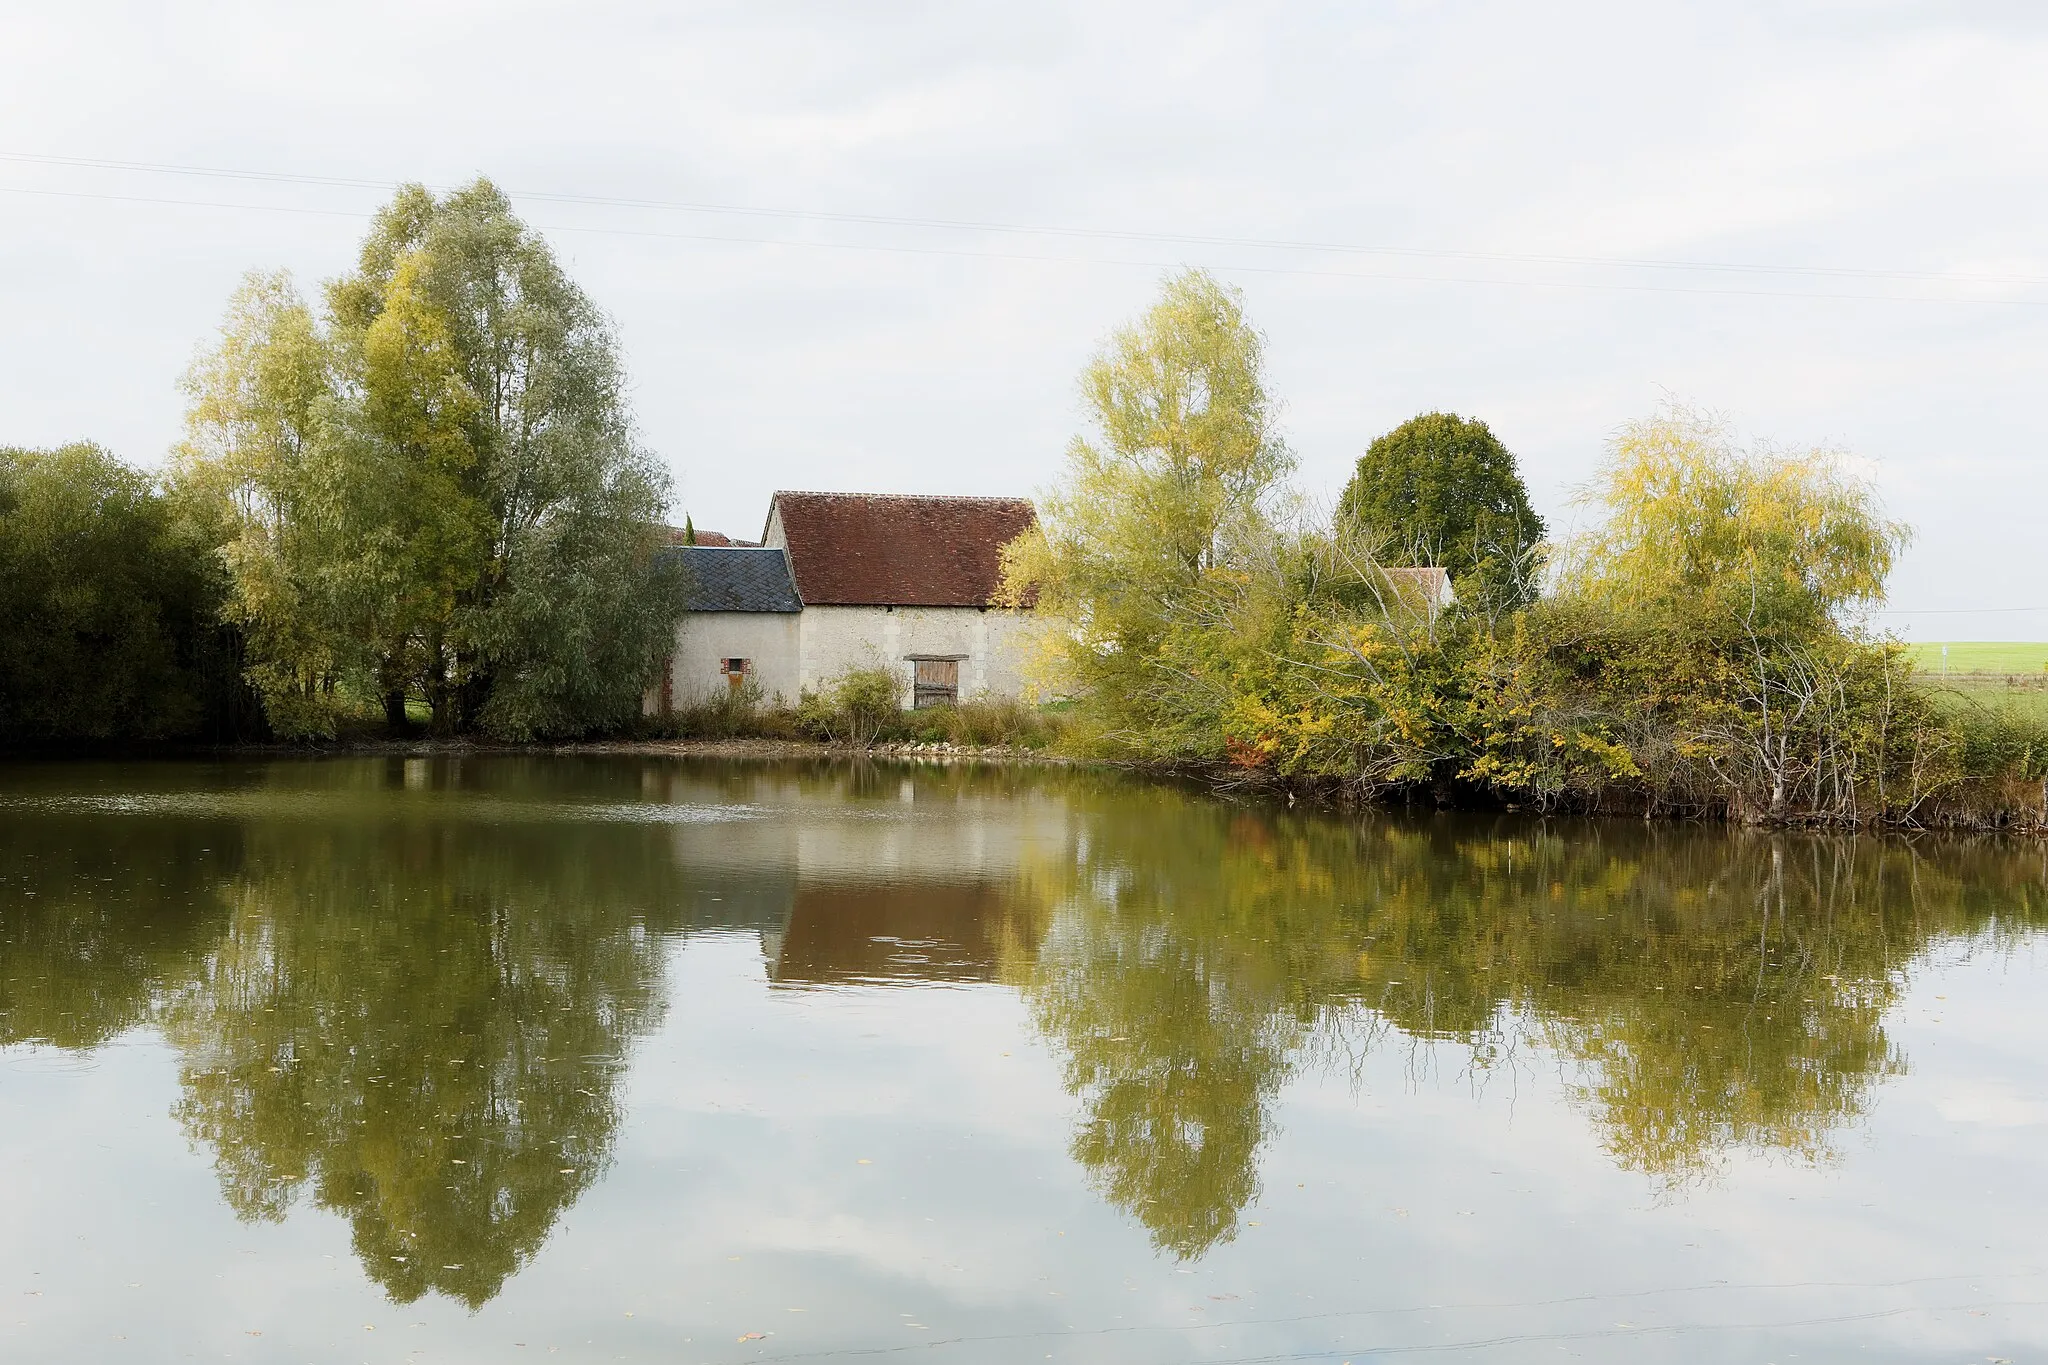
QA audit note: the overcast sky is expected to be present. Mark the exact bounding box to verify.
[4,1,2043,638]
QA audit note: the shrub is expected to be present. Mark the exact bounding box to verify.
[797,668,903,747]
[910,697,1063,749]
[638,678,803,741]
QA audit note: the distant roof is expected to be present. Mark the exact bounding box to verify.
[767,492,1037,608]
[1379,567,1456,611]
[662,525,755,548]
[667,546,801,613]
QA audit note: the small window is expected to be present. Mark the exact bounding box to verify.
[722,658,750,692]
[913,658,960,709]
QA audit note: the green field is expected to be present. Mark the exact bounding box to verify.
[1904,643,2048,725]
[1903,641,2048,675]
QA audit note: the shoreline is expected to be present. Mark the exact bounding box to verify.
[4,736,2041,835]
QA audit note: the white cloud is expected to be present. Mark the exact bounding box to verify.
[4,0,2045,636]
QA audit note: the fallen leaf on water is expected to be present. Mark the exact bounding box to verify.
[738,1331,767,1341]
[857,1159,872,1165]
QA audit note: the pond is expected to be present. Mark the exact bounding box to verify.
[2,756,2045,1363]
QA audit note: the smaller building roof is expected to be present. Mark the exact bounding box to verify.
[1379,567,1456,613]
[668,546,801,613]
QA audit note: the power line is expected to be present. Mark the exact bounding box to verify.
[4,182,2046,309]
[5,149,2048,293]
[1872,605,2048,614]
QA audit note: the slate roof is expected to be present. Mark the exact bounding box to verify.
[668,546,801,613]
[766,492,1037,608]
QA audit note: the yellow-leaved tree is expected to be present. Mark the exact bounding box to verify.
[1000,269,1294,756]
[173,271,350,737]
[1548,405,1923,820]
[1561,405,1908,642]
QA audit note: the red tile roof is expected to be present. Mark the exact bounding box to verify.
[662,526,753,548]
[766,492,1037,607]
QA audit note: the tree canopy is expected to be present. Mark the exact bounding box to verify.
[1334,412,1545,608]
[176,180,683,739]
[1562,405,1909,642]
[1000,268,1294,752]
[0,442,237,745]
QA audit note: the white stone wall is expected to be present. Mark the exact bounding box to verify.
[796,605,1046,705]
[659,612,803,708]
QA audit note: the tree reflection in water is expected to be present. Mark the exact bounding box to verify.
[3,759,693,1309]
[5,759,2046,1294]
[0,809,236,1049]
[1002,779,2048,1255]
[166,765,698,1307]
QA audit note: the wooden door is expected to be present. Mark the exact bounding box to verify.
[912,659,959,709]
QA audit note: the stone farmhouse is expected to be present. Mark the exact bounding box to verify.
[649,491,1044,713]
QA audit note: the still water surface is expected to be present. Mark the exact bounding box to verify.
[3,756,2046,1362]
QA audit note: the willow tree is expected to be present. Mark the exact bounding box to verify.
[174,272,350,737]
[1562,405,1908,643]
[1001,269,1294,755]
[178,180,683,739]
[1546,406,1922,820]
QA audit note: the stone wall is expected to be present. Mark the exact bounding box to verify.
[654,611,803,710]
[796,605,1046,704]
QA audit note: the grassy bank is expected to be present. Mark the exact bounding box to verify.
[635,671,1066,752]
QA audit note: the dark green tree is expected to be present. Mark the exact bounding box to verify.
[1334,412,1545,609]
[0,443,240,745]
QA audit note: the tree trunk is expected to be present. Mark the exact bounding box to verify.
[425,640,453,737]
[456,665,492,736]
